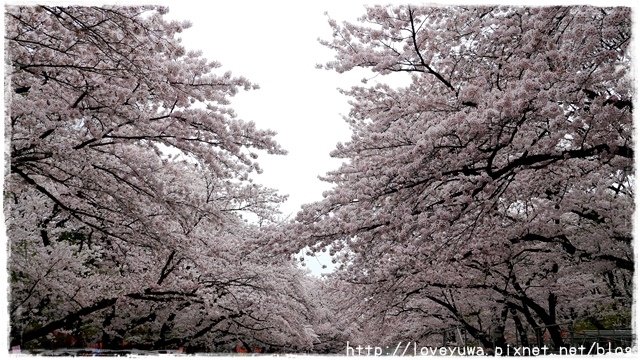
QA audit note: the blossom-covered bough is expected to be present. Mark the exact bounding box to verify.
[289,5,633,350]
[6,6,316,351]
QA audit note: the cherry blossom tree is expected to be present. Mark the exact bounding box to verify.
[6,5,315,351]
[289,5,632,350]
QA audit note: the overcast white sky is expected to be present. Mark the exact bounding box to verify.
[166,1,376,220]
[163,0,441,275]
[164,1,386,275]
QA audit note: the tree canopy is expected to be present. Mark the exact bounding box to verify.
[288,5,633,350]
[4,4,634,354]
[6,5,317,352]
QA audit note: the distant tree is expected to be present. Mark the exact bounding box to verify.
[6,5,315,350]
[302,276,359,353]
[290,5,632,350]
